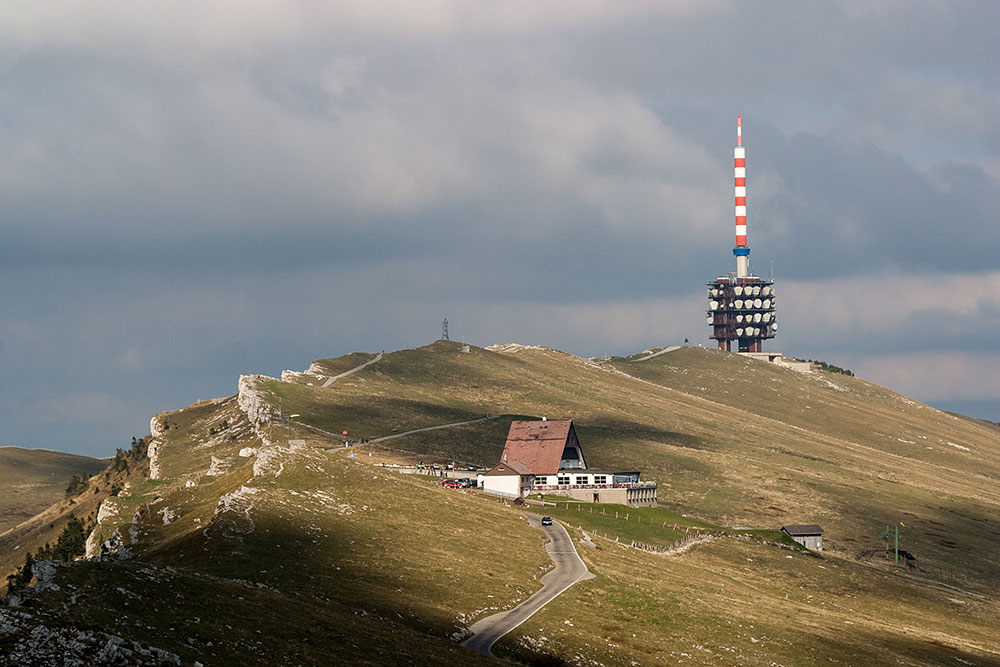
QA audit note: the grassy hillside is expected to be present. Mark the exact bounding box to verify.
[0,442,148,583]
[269,341,1000,595]
[3,340,1000,665]
[0,447,107,533]
[498,523,1000,666]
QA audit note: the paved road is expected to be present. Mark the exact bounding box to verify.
[321,352,383,388]
[462,515,594,658]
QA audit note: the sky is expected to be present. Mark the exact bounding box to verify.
[1,1,997,458]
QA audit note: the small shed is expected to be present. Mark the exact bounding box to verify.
[782,524,824,550]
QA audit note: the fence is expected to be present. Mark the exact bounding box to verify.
[554,502,696,531]
[629,532,706,554]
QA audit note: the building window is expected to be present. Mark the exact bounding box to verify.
[593,475,607,484]
[536,476,547,485]
[574,475,588,485]
[557,476,570,485]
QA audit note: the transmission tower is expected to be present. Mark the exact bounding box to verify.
[442,317,449,341]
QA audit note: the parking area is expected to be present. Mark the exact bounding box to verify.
[379,463,486,480]
[441,477,479,489]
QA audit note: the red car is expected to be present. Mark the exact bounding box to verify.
[442,479,462,488]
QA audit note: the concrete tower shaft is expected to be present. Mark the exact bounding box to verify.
[734,114,749,278]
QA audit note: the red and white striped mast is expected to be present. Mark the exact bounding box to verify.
[733,113,750,278]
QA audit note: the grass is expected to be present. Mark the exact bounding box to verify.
[527,501,716,546]
[496,532,1000,665]
[8,393,555,665]
[253,342,1000,596]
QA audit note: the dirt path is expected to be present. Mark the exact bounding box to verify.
[316,415,501,453]
[366,415,499,444]
[632,346,680,362]
[321,352,383,388]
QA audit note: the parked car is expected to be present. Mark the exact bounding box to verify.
[466,465,477,471]
[541,516,553,526]
[442,479,461,488]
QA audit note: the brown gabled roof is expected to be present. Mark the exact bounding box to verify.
[499,420,575,475]
[782,524,824,536]
[483,459,534,477]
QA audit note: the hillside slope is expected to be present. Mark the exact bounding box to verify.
[270,341,1000,592]
[0,447,107,533]
[2,340,999,665]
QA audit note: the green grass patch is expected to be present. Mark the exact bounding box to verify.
[529,501,718,547]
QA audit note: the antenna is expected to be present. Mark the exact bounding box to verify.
[442,317,449,341]
[733,114,749,278]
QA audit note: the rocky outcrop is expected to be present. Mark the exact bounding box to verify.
[30,561,61,592]
[96,499,119,524]
[0,606,180,665]
[237,375,276,430]
[86,499,121,558]
[147,414,169,480]
[85,526,102,559]
[205,456,231,476]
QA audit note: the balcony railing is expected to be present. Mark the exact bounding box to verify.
[533,481,656,491]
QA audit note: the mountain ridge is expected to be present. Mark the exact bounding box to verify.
[2,340,999,665]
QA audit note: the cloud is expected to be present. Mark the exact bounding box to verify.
[855,352,1000,403]
[0,1,998,451]
[780,270,1000,346]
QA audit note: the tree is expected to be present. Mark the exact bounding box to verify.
[49,514,88,561]
[65,474,89,497]
[15,552,34,587]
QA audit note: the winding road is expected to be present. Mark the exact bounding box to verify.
[462,515,594,658]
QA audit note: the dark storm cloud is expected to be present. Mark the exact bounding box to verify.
[1,2,998,455]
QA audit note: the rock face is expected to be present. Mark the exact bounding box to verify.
[87,499,121,558]
[30,561,61,592]
[147,414,169,480]
[237,375,275,430]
